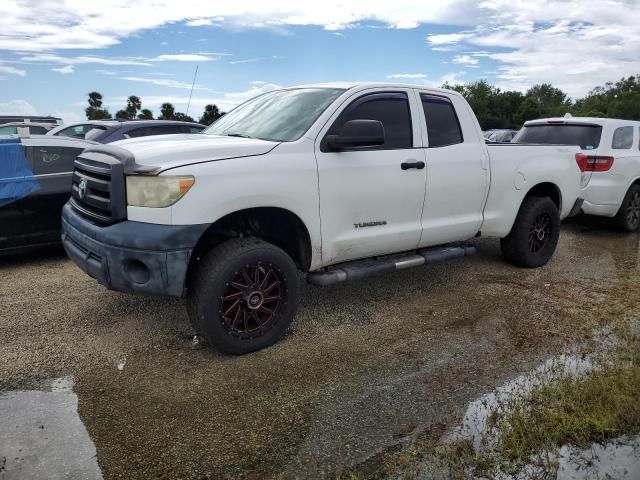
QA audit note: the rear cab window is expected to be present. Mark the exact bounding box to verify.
[420,94,463,147]
[514,123,603,150]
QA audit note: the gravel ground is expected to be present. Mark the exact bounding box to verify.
[1,216,639,479]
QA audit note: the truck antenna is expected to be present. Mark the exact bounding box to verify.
[186,65,199,116]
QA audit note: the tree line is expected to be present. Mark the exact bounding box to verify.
[444,74,640,130]
[85,92,225,126]
[84,74,639,129]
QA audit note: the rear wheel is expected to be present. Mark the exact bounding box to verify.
[613,184,640,232]
[187,237,300,354]
[500,196,560,268]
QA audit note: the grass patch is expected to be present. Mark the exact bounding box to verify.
[437,333,640,479]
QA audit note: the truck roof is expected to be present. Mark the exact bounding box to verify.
[284,82,461,96]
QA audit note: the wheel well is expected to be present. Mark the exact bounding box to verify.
[189,207,312,274]
[525,182,561,210]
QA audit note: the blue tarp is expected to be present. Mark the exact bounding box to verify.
[0,136,40,207]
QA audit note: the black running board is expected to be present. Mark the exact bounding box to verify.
[307,245,476,286]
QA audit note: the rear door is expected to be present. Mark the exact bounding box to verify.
[415,91,489,246]
[315,88,427,264]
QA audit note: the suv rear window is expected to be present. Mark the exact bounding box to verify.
[514,124,603,150]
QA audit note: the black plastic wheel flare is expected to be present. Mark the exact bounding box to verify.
[220,263,284,336]
[528,213,551,253]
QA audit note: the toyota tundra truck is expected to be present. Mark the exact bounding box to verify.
[61,83,583,354]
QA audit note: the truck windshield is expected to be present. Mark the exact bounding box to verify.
[205,88,346,142]
[513,123,603,150]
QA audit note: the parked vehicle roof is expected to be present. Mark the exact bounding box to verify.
[0,122,57,129]
[0,115,62,125]
[48,119,206,143]
[525,115,640,127]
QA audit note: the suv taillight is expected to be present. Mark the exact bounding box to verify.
[575,153,614,172]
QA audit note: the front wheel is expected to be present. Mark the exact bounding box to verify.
[613,184,640,232]
[500,196,560,268]
[187,238,300,354]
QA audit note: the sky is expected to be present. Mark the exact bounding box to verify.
[0,0,639,123]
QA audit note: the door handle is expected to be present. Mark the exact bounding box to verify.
[401,161,425,170]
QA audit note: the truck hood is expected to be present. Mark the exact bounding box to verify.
[110,134,279,171]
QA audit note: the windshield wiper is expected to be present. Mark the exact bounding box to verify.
[224,132,254,139]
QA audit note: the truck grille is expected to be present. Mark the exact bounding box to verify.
[70,152,127,224]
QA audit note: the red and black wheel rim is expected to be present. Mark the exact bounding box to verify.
[528,213,551,253]
[220,263,285,337]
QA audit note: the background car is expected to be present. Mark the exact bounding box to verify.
[47,120,206,142]
[0,115,61,125]
[513,115,640,230]
[0,135,98,253]
[0,122,58,136]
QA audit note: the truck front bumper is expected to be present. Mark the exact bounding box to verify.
[61,203,209,296]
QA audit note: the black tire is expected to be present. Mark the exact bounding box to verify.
[613,184,640,232]
[500,196,560,268]
[187,237,300,354]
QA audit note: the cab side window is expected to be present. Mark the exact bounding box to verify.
[421,94,463,147]
[327,92,412,149]
[612,126,633,150]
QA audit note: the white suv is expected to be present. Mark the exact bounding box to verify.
[515,115,640,231]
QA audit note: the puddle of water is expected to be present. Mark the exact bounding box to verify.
[520,434,640,480]
[408,327,640,480]
[448,327,616,449]
[0,376,103,480]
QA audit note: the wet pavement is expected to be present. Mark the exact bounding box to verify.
[1,216,639,479]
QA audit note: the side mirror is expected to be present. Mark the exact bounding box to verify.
[325,119,385,151]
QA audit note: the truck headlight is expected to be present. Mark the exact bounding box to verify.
[126,175,195,208]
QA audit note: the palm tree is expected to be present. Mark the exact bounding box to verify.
[137,109,154,120]
[126,95,142,120]
[199,104,224,125]
[87,91,103,108]
[159,102,175,120]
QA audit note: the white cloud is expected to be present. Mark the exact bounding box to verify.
[427,33,471,46]
[386,73,427,79]
[96,69,117,75]
[451,55,479,67]
[55,111,83,124]
[0,65,26,77]
[0,100,37,116]
[119,76,211,91]
[0,1,482,52]
[229,58,261,65]
[52,65,74,74]
[20,53,222,69]
[152,54,216,62]
[21,54,152,66]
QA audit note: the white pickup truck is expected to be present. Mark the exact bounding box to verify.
[62,83,583,353]
[514,115,640,231]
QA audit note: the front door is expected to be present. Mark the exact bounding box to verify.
[22,143,82,243]
[315,89,427,265]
